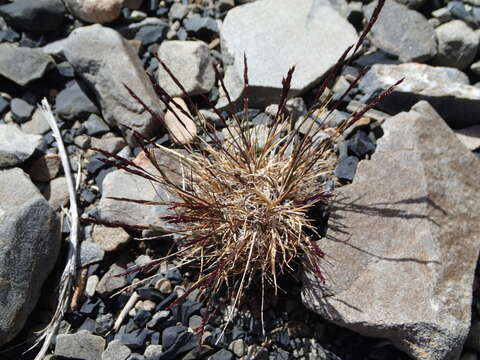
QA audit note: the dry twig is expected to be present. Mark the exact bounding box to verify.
[31,99,79,360]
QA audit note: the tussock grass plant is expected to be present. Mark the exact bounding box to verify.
[87,0,400,338]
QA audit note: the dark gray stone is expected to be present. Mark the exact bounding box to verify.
[79,240,105,267]
[363,0,436,62]
[56,80,99,121]
[10,98,34,124]
[334,155,359,181]
[116,325,150,350]
[134,23,168,45]
[159,325,196,359]
[0,44,54,86]
[63,24,164,146]
[346,131,376,158]
[133,310,152,328]
[0,98,8,114]
[87,154,107,175]
[85,114,110,136]
[0,0,65,33]
[0,168,60,345]
[137,287,164,302]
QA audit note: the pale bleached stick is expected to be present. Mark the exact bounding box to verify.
[31,98,79,360]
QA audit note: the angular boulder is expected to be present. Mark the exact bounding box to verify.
[0,124,42,168]
[219,0,358,107]
[0,168,60,345]
[359,63,480,128]
[0,0,65,33]
[63,24,164,146]
[0,44,54,87]
[302,101,480,360]
[363,0,437,62]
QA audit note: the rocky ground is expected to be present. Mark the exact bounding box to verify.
[1,0,480,359]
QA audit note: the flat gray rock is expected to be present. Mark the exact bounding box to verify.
[98,149,181,229]
[0,124,41,168]
[0,168,60,345]
[157,40,215,97]
[363,0,436,62]
[55,330,105,360]
[302,101,480,360]
[359,63,480,128]
[0,44,54,86]
[63,24,163,146]
[219,0,358,107]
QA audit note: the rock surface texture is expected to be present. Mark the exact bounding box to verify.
[220,0,358,107]
[363,0,437,62]
[0,44,54,86]
[0,0,65,33]
[0,124,41,168]
[98,149,181,229]
[63,24,163,146]
[302,101,480,360]
[64,0,123,24]
[157,40,215,97]
[433,20,478,70]
[359,63,480,128]
[0,168,60,345]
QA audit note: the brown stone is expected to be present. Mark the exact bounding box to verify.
[302,101,480,360]
[92,225,130,252]
[28,153,61,182]
[164,97,197,145]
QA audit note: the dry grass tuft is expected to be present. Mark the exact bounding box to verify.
[86,0,402,336]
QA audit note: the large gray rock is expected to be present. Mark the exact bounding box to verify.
[0,168,60,345]
[63,24,163,146]
[0,44,54,86]
[219,0,358,107]
[0,124,42,168]
[359,63,480,128]
[363,0,437,62]
[432,20,479,71]
[0,0,65,33]
[157,40,215,97]
[302,101,480,360]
